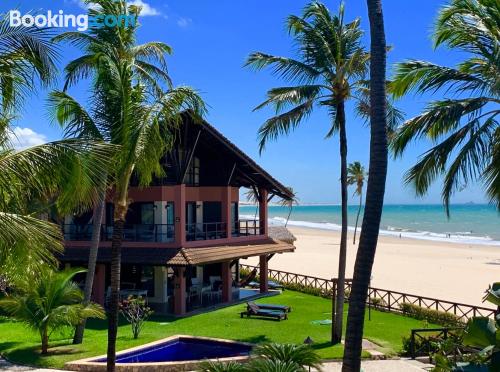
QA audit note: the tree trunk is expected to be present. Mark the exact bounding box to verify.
[342,0,387,370]
[285,206,292,227]
[353,191,362,245]
[41,327,49,354]
[106,202,126,372]
[333,100,348,344]
[73,183,106,344]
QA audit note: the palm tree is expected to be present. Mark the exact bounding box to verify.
[342,0,388,370]
[48,91,108,345]
[278,187,299,227]
[390,0,500,211]
[0,268,105,354]
[245,1,370,345]
[0,17,114,282]
[0,13,57,115]
[55,2,206,369]
[347,162,365,244]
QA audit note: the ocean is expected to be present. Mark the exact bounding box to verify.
[239,204,500,246]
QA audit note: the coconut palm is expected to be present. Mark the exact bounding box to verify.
[342,0,389,370]
[390,0,500,211]
[0,17,114,282]
[55,1,206,369]
[0,138,114,280]
[245,1,370,344]
[0,268,105,354]
[0,13,57,115]
[347,162,365,244]
[278,187,299,227]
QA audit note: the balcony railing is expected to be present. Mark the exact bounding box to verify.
[186,222,227,241]
[63,224,175,243]
[233,219,261,237]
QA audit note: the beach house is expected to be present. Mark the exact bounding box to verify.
[59,114,295,316]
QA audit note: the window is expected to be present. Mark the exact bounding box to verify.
[185,157,200,186]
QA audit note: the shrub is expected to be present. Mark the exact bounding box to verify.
[399,303,462,327]
[370,297,387,309]
[119,296,154,339]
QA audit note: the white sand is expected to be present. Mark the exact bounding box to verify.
[244,226,500,307]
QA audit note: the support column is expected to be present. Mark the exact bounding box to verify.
[221,261,232,302]
[258,188,268,236]
[174,185,186,246]
[92,264,106,306]
[222,186,232,239]
[259,255,268,293]
[173,267,186,316]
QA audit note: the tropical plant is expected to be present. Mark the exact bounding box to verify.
[119,295,153,339]
[199,343,322,372]
[54,1,206,369]
[245,0,371,345]
[346,162,365,244]
[460,283,500,371]
[199,361,246,372]
[278,187,299,227]
[390,0,500,211]
[342,0,389,370]
[253,343,323,371]
[0,268,105,354]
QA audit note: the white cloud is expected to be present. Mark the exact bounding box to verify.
[128,0,161,17]
[176,17,192,28]
[69,0,161,17]
[8,127,47,150]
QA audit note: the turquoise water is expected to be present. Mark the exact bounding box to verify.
[240,204,500,245]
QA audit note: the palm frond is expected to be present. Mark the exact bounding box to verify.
[245,52,320,84]
[257,99,315,153]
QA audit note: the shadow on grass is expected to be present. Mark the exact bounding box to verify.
[0,341,20,353]
[85,314,178,331]
[239,335,271,344]
[311,341,337,351]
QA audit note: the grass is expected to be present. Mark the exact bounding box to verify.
[0,290,435,369]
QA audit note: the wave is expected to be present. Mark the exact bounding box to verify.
[238,214,500,246]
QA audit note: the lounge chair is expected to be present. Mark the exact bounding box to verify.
[247,280,285,290]
[247,301,291,313]
[240,302,288,321]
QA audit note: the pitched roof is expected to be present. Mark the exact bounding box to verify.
[168,239,295,266]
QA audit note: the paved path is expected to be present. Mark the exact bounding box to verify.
[0,358,66,372]
[321,359,433,372]
[2,357,433,372]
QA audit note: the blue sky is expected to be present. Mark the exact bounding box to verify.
[2,0,489,205]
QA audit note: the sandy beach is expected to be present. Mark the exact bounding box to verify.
[244,226,500,307]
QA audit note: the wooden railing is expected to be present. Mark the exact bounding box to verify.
[240,264,496,322]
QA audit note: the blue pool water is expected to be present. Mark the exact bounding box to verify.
[97,337,252,363]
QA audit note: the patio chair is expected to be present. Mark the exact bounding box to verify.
[247,301,291,313]
[247,280,285,291]
[240,302,288,321]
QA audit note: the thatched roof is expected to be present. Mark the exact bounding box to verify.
[268,226,296,244]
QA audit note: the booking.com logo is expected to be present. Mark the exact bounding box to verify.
[8,9,136,31]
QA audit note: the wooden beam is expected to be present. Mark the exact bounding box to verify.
[227,162,236,185]
[181,129,201,184]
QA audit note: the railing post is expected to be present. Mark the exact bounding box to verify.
[410,330,416,359]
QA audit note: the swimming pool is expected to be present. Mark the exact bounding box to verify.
[65,335,252,371]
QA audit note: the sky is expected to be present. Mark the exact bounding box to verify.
[1,0,490,205]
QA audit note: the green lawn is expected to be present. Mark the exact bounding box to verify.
[0,290,433,369]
